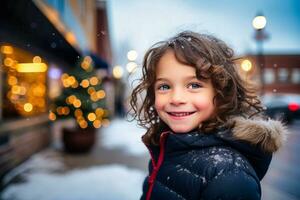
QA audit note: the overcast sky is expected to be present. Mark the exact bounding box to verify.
[107,0,300,65]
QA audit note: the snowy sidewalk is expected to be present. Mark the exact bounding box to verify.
[1,118,149,200]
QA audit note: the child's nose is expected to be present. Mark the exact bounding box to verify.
[170,89,187,105]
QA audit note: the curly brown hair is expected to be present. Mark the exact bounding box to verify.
[130,31,264,146]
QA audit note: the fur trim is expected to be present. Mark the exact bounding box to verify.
[229,116,288,153]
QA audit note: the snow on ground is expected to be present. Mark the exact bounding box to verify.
[2,164,145,200]
[100,118,148,155]
[2,151,65,185]
[1,146,146,200]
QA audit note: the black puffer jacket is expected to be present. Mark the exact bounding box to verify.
[140,117,287,200]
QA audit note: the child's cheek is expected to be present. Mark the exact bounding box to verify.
[193,99,214,110]
[154,100,163,111]
[154,96,166,112]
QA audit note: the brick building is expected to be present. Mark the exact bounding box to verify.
[237,54,300,94]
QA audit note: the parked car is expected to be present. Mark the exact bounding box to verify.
[261,93,300,124]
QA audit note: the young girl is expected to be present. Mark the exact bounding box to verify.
[130,31,287,200]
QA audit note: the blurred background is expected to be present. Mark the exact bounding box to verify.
[0,0,299,199]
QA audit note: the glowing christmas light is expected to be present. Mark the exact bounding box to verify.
[93,120,101,128]
[97,90,106,99]
[49,112,56,121]
[8,76,18,85]
[95,108,104,116]
[4,58,14,67]
[88,87,96,95]
[24,103,33,112]
[1,45,13,54]
[80,79,90,88]
[73,99,82,108]
[33,56,42,63]
[79,120,88,128]
[87,113,97,121]
[74,109,83,117]
[90,77,99,85]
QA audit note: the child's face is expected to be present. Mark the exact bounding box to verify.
[154,51,215,133]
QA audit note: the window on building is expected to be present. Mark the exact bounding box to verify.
[0,45,48,120]
[264,68,275,84]
[291,68,300,84]
[278,68,289,83]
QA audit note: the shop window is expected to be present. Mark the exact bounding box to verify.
[1,45,48,120]
[278,68,289,83]
[264,68,275,84]
[291,68,300,84]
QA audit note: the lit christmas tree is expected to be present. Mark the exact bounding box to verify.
[49,56,109,152]
[49,55,109,128]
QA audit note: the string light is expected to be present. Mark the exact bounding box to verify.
[80,79,90,88]
[74,109,83,117]
[24,103,33,112]
[73,99,82,108]
[7,76,18,85]
[90,77,99,85]
[96,90,106,99]
[1,45,13,54]
[93,120,101,128]
[88,87,96,95]
[49,112,56,121]
[87,113,96,121]
[95,108,104,116]
[33,56,42,63]
[78,120,88,128]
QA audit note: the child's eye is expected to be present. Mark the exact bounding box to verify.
[187,82,202,89]
[157,84,170,91]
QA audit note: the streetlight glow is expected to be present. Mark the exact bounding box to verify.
[127,50,138,61]
[241,59,252,72]
[252,12,268,94]
[252,15,267,30]
[113,65,124,79]
[126,62,138,73]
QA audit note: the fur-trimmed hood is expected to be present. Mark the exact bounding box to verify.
[229,116,288,153]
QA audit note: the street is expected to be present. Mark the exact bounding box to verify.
[261,120,300,200]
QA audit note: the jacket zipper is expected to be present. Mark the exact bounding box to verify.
[145,131,169,200]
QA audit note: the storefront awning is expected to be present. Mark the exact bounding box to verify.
[0,0,80,67]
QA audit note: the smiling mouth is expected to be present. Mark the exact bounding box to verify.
[167,112,196,117]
